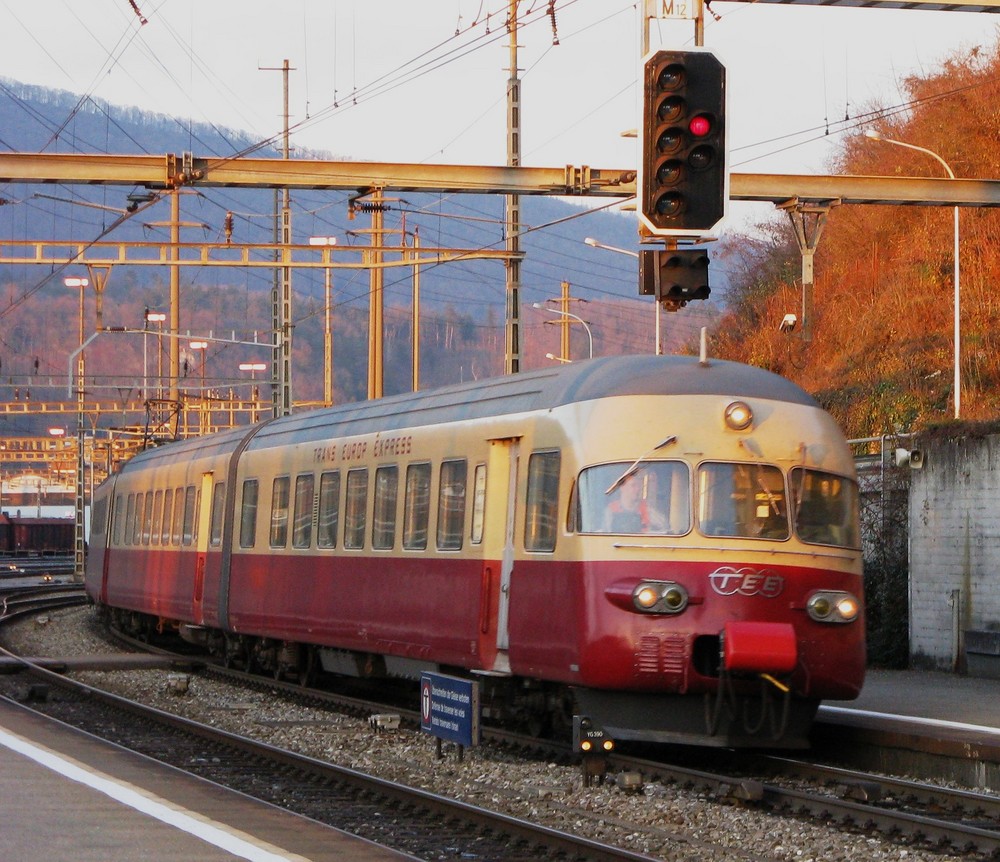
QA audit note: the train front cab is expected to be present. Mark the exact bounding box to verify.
[521,393,866,749]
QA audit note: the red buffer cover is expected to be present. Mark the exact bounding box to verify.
[723,621,798,674]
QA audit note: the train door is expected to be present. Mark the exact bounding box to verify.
[193,471,214,625]
[482,437,519,672]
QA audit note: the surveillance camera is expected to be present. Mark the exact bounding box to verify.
[779,313,797,334]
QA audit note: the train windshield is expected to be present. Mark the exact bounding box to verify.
[576,461,690,535]
[697,462,789,540]
[790,468,860,548]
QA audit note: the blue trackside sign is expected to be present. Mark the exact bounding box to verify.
[419,672,480,747]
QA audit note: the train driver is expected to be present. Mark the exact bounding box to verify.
[603,471,669,534]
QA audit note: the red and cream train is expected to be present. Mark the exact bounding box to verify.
[85,355,865,747]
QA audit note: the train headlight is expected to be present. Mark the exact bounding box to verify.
[635,585,661,609]
[632,580,689,614]
[807,590,860,623]
[724,400,753,431]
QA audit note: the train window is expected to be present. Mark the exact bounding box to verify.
[182,486,197,545]
[131,493,143,545]
[471,464,487,544]
[697,462,789,540]
[151,491,163,546]
[292,473,315,549]
[91,497,108,537]
[317,471,341,549]
[210,482,226,547]
[436,459,467,551]
[195,488,202,543]
[344,468,369,549]
[240,479,259,548]
[112,494,125,545]
[125,494,136,545]
[141,491,154,545]
[270,477,290,548]
[790,468,861,548]
[525,452,560,552]
[172,487,185,545]
[372,466,398,550]
[160,489,173,544]
[577,461,691,536]
[403,463,431,550]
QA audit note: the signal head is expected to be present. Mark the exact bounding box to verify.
[639,50,728,237]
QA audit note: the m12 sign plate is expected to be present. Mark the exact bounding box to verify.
[420,672,480,747]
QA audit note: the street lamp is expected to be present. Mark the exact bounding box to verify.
[583,236,662,355]
[309,235,338,406]
[240,362,267,422]
[865,129,961,419]
[143,309,166,400]
[189,341,209,433]
[583,237,639,259]
[532,302,593,360]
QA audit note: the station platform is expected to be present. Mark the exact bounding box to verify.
[824,667,1000,728]
[816,668,1000,789]
[0,696,412,862]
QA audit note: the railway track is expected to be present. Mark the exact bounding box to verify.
[4,607,999,860]
[104,623,1000,859]
[605,749,1000,859]
[0,583,87,623]
[0,643,661,862]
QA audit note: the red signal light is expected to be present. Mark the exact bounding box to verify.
[689,114,712,137]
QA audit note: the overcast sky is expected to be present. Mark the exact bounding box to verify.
[0,0,995,231]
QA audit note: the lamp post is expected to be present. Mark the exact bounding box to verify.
[583,236,659,354]
[865,130,961,419]
[532,302,593,360]
[240,362,267,423]
[309,236,337,406]
[143,309,166,400]
[189,341,209,433]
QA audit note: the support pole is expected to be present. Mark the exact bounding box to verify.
[411,230,422,392]
[169,190,180,404]
[261,59,295,417]
[504,0,521,375]
[368,189,385,400]
[779,199,840,343]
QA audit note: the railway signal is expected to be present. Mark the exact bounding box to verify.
[639,49,728,237]
[639,248,711,310]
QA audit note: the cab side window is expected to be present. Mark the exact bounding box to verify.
[525,451,560,552]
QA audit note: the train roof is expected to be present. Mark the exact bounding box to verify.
[247,354,817,449]
[119,355,818,467]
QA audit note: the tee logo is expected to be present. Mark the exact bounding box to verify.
[708,566,784,598]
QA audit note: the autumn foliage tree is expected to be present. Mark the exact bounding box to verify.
[714,37,1000,437]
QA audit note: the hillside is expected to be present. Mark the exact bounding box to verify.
[0,79,720,430]
[711,38,1000,438]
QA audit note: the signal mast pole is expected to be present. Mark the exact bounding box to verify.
[504,0,522,374]
[260,59,295,417]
